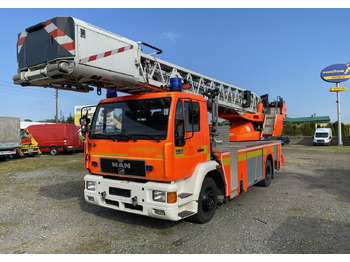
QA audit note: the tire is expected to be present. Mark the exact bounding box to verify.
[192,177,218,224]
[49,147,59,156]
[258,160,272,187]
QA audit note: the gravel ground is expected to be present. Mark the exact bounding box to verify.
[0,145,349,254]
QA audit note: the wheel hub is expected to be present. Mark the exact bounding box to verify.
[202,188,215,212]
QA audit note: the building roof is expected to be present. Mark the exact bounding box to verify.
[284,116,330,124]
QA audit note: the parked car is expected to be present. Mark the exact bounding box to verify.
[274,136,290,145]
[313,128,332,146]
[22,124,82,155]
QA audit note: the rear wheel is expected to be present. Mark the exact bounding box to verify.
[192,177,218,224]
[258,160,272,187]
[49,147,59,156]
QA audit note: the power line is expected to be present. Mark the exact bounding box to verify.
[0,81,98,105]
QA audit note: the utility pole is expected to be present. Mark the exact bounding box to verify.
[55,89,58,123]
[336,83,343,146]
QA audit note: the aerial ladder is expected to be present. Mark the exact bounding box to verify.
[13,17,285,142]
[13,17,286,223]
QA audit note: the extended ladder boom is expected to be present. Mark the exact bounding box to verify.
[137,52,260,114]
[13,16,286,141]
[13,16,260,115]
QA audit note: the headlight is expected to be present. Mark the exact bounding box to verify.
[86,181,96,191]
[153,190,166,202]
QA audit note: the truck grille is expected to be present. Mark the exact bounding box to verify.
[100,158,146,177]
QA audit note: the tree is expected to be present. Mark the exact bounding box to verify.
[282,122,294,136]
[331,121,350,138]
[40,114,75,124]
[66,114,74,124]
[326,123,336,135]
[300,122,315,136]
[24,119,32,122]
[293,125,302,136]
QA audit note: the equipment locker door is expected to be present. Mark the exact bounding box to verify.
[246,149,264,187]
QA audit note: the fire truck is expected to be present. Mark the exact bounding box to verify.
[13,17,286,223]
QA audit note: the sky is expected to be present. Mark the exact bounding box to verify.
[0,5,350,123]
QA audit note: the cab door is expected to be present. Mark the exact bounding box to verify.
[172,99,209,180]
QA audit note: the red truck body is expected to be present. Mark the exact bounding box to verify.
[22,124,82,155]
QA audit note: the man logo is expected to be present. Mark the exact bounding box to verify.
[112,161,131,169]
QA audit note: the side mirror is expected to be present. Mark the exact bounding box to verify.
[80,116,91,136]
[80,117,90,126]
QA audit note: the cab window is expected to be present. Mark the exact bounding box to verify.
[184,101,200,132]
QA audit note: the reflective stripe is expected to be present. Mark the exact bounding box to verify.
[222,157,230,166]
[79,44,134,64]
[247,150,262,159]
[90,152,128,157]
[238,154,246,161]
[44,20,75,55]
[17,31,28,54]
[263,147,274,155]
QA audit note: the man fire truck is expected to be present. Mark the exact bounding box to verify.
[13,17,285,223]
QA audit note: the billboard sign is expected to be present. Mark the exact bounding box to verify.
[320,63,350,83]
[74,105,96,126]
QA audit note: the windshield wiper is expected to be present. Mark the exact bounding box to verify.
[129,134,163,142]
[91,133,116,140]
[92,133,137,142]
[114,134,137,142]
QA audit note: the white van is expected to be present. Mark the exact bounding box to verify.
[313,128,332,146]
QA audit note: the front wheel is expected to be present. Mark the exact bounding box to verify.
[192,177,218,224]
[49,147,59,156]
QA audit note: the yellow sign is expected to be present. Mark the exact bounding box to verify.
[323,75,350,80]
[329,87,347,92]
[74,105,96,126]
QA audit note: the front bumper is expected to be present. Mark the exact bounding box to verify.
[313,139,330,145]
[84,174,196,221]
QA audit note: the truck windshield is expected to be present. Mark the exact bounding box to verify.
[315,132,328,138]
[89,97,171,141]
